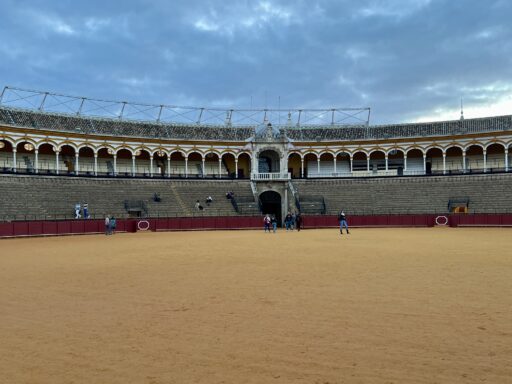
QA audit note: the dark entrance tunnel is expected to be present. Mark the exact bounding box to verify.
[259,191,282,226]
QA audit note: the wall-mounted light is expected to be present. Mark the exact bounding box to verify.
[24,143,34,151]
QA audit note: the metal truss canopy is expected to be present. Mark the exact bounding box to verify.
[0,86,371,128]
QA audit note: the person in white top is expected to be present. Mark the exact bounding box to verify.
[105,216,110,235]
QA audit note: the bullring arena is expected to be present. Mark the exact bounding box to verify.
[1,87,512,383]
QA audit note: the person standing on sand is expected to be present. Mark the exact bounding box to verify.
[264,214,271,233]
[284,212,293,231]
[105,215,110,235]
[295,213,302,231]
[110,216,117,234]
[338,210,349,235]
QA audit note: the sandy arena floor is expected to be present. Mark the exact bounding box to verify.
[1,228,511,383]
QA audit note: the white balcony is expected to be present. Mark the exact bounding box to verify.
[251,172,291,181]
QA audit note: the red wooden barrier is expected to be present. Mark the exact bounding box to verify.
[13,221,29,236]
[450,214,512,227]
[1,214,511,239]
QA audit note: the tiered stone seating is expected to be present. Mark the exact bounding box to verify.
[0,175,256,220]
[293,173,512,214]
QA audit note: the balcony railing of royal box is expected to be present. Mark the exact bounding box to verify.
[251,172,291,181]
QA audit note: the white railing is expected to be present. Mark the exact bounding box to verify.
[251,172,291,181]
[312,170,401,178]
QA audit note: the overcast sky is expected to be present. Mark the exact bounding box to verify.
[0,0,511,124]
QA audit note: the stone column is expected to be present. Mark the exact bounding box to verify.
[423,154,427,175]
[462,150,466,173]
[350,155,353,173]
[113,155,117,176]
[34,149,39,174]
[132,155,136,176]
[201,158,205,178]
[251,152,258,175]
[404,154,408,172]
[55,149,60,175]
[150,155,153,177]
[443,153,446,174]
[75,153,79,175]
[300,157,304,178]
[483,150,487,172]
[12,149,17,172]
[167,156,171,178]
[94,153,98,176]
[385,155,388,172]
[185,157,188,178]
[505,149,509,172]
[366,156,370,172]
[317,157,321,175]
[218,158,222,177]
[333,157,337,174]
[235,158,239,178]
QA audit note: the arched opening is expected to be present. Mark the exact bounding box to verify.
[387,149,405,176]
[335,152,351,175]
[188,152,203,177]
[116,148,133,176]
[486,143,505,172]
[97,147,115,176]
[318,153,334,177]
[303,153,318,178]
[170,151,186,177]
[221,152,236,178]
[425,147,443,175]
[237,153,251,178]
[287,153,302,178]
[38,143,57,174]
[352,151,368,173]
[15,141,36,173]
[369,150,385,174]
[405,148,424,175]
[204,152,222,178]
[259,190,282,225]
[258,149,280,173]
[153,150,167,177]
[78,146,95,175]
[135,149,151,176]
[0,139,14,171]
[60,145,76,174]
[445,146,463,174]
[465,145,484,172]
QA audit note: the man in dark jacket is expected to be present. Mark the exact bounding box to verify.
[295,213,302,231]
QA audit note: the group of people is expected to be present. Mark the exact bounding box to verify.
[284,212,302,231]
[74,202,89,219]
[263,214,279,233]
[104,215,117,235]
[263,212,302,232]
[262,210,349,234]
[195,196,214,211]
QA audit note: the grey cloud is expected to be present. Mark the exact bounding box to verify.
[0,0,511,123]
